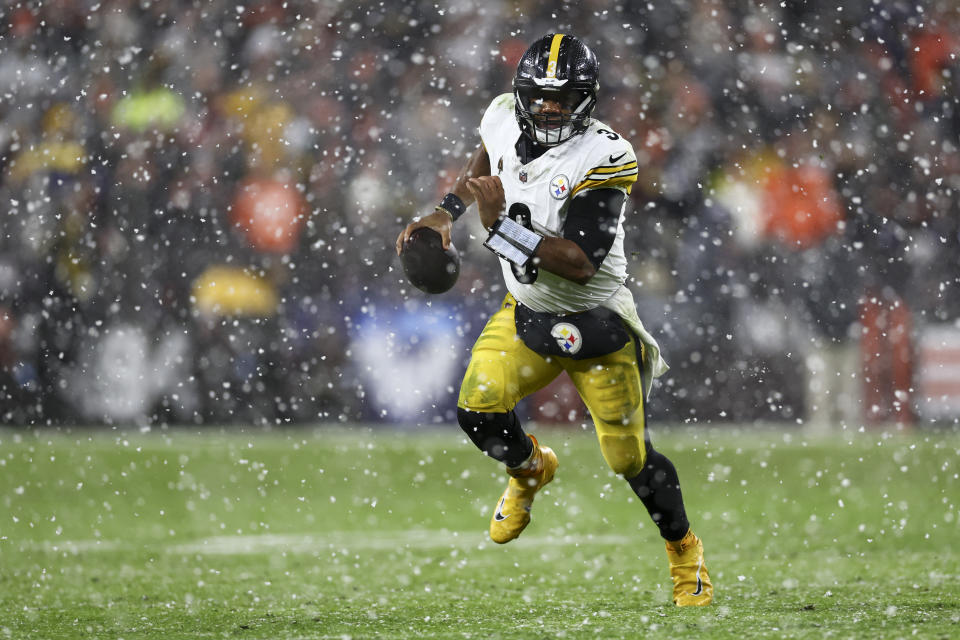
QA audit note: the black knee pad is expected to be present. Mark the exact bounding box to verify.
[457,408,532,467]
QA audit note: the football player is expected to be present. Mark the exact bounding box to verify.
[396,33,713,606]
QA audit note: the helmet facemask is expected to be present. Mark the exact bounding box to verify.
[514,84,596,147]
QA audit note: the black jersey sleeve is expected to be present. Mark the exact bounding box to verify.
[561,188,625,270]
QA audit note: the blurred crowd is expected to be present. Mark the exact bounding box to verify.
[1,0,958,427]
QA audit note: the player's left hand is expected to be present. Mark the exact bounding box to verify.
[466,176,505,229]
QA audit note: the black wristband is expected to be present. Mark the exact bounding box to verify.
[438,192,466,222]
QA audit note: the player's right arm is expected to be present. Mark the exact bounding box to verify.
[395,144,492,254]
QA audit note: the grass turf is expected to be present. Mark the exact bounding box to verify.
[1,425,958,639]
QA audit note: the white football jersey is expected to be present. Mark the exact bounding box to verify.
[478,92,669,393]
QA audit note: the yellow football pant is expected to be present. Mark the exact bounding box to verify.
[458,295,647,477]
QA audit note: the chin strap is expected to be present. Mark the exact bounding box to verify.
[533,124,575,147]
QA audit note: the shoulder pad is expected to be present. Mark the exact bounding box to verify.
[481,93,514,124]
[480,93,515,139]
[571,125,638,198]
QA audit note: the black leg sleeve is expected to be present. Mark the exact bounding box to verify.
[627,442,691,541]
[457,408,533,468]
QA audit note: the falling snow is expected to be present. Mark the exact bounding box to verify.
[0,2,958,432]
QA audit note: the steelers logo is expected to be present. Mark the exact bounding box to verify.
[551,322,582,355]
[549,174,570,200]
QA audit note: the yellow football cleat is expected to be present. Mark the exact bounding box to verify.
[489,435,558,544]
[666,529,713,606]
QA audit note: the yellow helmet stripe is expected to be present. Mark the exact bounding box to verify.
[545,33,565,79]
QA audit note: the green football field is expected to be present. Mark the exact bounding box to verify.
[1,425,958,639]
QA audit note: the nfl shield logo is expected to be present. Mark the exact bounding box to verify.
[519,169,528,183]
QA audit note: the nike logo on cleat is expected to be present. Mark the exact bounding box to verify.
[692,576,703,596]
[609,152,627,163]
[690,559,704,596]
[494,497,509,521]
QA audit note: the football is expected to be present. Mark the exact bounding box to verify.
[400,227,460,294]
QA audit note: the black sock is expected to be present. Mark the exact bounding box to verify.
[627,443,690,541]
[457,408,533,467]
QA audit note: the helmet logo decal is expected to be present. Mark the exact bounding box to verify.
[519,169,528,183]
[551,322,582,355]
[549,174,570,200]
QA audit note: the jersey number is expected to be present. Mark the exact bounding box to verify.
[596,128,620,141]
[506,203,539,285]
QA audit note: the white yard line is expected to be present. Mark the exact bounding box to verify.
[9,531,634,555]
[4,538,124,553]
[167,531,635,554]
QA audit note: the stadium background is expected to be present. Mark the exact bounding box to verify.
[1,0,959,429]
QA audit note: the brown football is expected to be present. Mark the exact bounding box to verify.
[400,228,460,294]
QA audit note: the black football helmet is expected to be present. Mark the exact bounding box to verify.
[513,34,599,147]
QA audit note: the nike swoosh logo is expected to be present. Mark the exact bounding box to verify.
[609,152,627,163]
[691,559,704,596]
[494,497,509,521]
